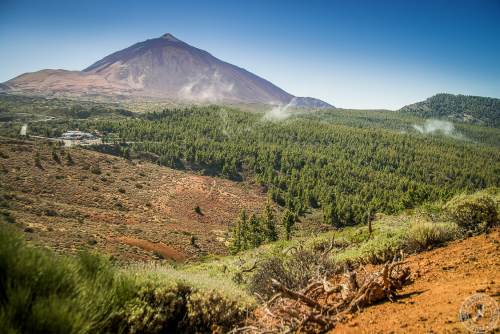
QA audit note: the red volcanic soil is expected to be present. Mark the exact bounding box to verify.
[332,229,500,334]
[0,138,267,262]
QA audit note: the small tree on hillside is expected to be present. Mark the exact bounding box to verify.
[51,150,61,164]
[230,209,248,254]
[248,213,263,248]
[65,152,74,165]
[262,202,278,242]
[323,204,341,229]
[282,209,296,240]
[34,152,43,169]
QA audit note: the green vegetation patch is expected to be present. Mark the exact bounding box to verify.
[0,225,253,334]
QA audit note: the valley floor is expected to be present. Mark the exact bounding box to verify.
[332,229,500,334]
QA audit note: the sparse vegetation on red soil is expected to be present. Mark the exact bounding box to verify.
[0,138,266,262]
[239,229,500,333]
[332,229,500,334]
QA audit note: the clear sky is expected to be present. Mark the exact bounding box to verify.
[1,0,499,109]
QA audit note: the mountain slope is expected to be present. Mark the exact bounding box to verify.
[2,33,333,108]
[400,93,500,127]
[0,138,267,261]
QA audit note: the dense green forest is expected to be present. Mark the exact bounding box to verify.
[8,102,498,228]
[400,93,500,127]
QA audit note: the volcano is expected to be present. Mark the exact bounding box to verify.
[2,33,333,108]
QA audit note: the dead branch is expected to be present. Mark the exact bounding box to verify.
[271,279,325,311]
[242,259,411,333]
[240,259,262,273]
[321,236,335,257]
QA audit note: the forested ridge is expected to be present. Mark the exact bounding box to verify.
[22,105,499,227]
[400,93,500,127]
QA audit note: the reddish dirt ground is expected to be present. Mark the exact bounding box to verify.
[117,236,187,262]
[332,229,500,334]
[0,138,266,262]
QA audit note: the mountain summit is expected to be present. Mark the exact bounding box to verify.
[160,33,181,41]
[3,33,333,108]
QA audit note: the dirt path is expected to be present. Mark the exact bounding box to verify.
[332,229,500,334]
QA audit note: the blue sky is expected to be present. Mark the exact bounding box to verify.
[1,0,499,109]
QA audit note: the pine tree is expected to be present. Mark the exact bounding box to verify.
[262,202,278,242]
[262,201,278,242]
[229,209,247,254]
[282,210,296,240]
[248,213,262,248]
[323,204,341,228]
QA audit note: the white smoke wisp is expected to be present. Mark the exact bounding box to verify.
[179,71,234,102]
[263,97,298,121]
[412,119,465,139]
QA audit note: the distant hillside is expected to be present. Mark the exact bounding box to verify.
[399,93,500,127]
[2,33,333,109]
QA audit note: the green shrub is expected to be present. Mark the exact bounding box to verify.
[186,290,248,333]
[117,283,189,333]
[0,226,86,333]
[90,164,102,175]
[444,192,498,233]
[65,152,74,166]
[52,150,61,164]
[34,153,43,169]
[405,220,459,252]
[0,224,250,333]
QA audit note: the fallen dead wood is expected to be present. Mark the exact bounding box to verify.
[237,259,411,333]
[271,279,325,311]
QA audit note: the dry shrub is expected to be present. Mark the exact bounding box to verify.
[249,249,336,299]
[405,220,459,252]
[243,260,411,333]
[444,192,498,233]
[117,283,247,334]
[186,290,248,332]
[117,283,189,333]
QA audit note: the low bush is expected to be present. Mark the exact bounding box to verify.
[185,290,248,333]
[249,249,336,299]
[52,150,61,164]
[444,191,498,233]
[405,219,459,252]
[90,164,102,175]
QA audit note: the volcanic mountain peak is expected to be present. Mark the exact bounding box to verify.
[2,34,333,108]
[161,33,181,42]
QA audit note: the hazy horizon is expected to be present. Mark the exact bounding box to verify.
[1,0,499,109]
